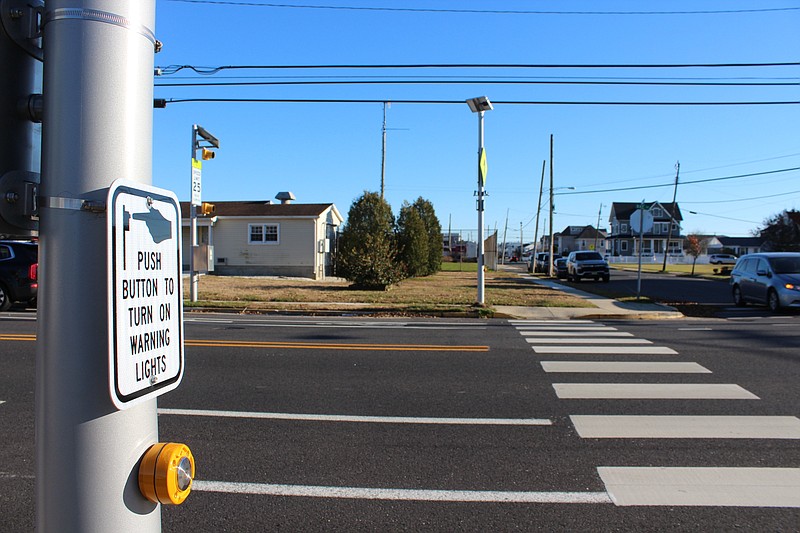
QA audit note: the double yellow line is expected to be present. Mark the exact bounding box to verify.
[0,334,488,352]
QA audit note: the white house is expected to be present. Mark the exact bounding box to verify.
[180,196,343,279]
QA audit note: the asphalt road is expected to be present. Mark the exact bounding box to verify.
[604,267,733,304]
[2,311,799,531]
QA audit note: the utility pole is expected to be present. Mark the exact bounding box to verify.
[661,161,680,272]
[548,135,555,277]
[532,160,545,268]
[501,208,509,265]
[594,203,604,251]
[36,2,189,530]
[519,221,523,260]
[380,102,387,198]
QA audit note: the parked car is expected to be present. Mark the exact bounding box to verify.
[0,240,38,311]
[566,251,610,282]
[554,257,568,279]
[528,252,550,273]
[709,254,737,265]
[730,252,800,312]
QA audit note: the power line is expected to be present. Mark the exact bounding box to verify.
[154,78,800,88]
[159,97,800,106]
[156,61,800,76]
[165,0,800,17]
[559,167,800,196]
[681,189,800,204]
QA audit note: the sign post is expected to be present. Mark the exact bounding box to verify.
[631,201,653,300]
[108,180,184,409]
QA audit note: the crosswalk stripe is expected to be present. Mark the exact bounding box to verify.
[553,383,758,400]
[532,346,678,354]
[520,331,633,337]
[508,320,597,324]
[526,338,651,345]
[598,467,800,507]
[541,361,711,373]
[515,326,619,331]
[570,415,800,439]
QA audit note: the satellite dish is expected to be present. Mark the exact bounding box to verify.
[630,208,654,233]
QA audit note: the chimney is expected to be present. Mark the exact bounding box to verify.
[275,191,296,205]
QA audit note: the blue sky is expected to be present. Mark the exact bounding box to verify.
[152,1,799,243]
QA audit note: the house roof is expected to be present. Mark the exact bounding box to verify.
[718,236,765,247]
[556,225,606,239]
[610,202,683,222]
[180,201,341,221]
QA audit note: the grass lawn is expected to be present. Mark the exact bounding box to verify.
[184,268,592,312]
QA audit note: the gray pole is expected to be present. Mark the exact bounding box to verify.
[190,126,199,301]
[532,160,545,268]
[38,2,160,531]
[380,102,387,198]
[660,161,680,272]
[637,201,645,299]
[548,135,555,277]
[476,110,486,304]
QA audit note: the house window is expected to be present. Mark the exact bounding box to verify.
[249,223,280,244]
[621,241,628,252]
[620,223,628,234]
[651,208,663,218]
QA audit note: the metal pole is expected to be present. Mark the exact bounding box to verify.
[37,2,160,531]
[532,160,545,269]
[190,126,198,302]
[476,110,485,304]
[637,201,645,299]
[548,135,555,277]
[661,161,680,272]
[380,102,387,198]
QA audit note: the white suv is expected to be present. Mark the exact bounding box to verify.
[709,254,737,264]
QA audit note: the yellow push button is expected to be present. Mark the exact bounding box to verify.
[139,442,195,505]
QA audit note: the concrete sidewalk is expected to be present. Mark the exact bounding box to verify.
[494,274,683,320]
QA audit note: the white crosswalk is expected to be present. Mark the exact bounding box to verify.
[511,319,800,508]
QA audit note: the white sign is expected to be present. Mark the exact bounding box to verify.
[108,180,184,410]
[191,158,202,206]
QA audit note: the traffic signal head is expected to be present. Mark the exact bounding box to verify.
[201,148,215,160]
[200,202,215,215]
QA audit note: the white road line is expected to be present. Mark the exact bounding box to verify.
[526,338,651,345]
[192,480,612,504]
[0,400,5,406]
[516,326,618,331]
[541,361,711,373]
[519,331,633,337]
[532,346,678,355]
[553,383,758,400]
[678,327,712,331]
[157,408,552,426]
[598,467,800,507]
[571,415,800,439]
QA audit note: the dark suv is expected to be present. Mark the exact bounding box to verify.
[0,240,38,311]
[566,251,610,282]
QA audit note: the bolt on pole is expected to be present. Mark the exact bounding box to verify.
[37,2,161,531]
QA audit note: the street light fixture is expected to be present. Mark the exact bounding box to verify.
[189,124,219,302]
[466,96,492,305]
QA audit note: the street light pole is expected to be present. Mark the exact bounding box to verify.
[467,96,492,305]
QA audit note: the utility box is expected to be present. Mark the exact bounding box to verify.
[193,244,214,273]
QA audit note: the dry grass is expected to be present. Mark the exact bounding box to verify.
[184,269,592,311]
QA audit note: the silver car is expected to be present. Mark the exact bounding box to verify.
[730,252,800,312]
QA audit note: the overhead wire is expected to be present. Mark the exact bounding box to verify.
[164,1,800,17]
